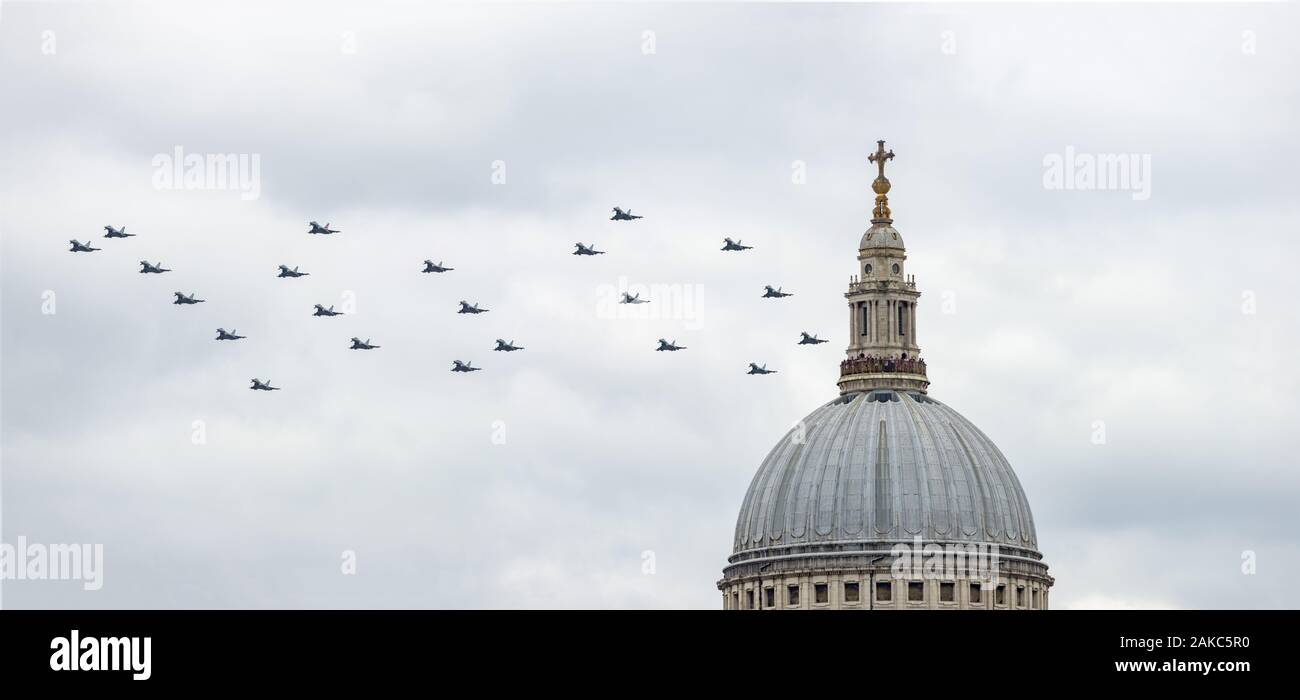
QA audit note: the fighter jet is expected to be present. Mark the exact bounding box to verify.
[762,285,793,298]
[573,242,605,256]
[313,304,343,317]
[69,239,100,253]
[457,301,489,314]
[278,265,309,278]
[139,260,171,274]
[610,207,643,221]
[173,292,205,305]
[422,259,454,273]
[620,292,649,304]
[747,363,777,375]
[450,360,481,373]
[721,237,752,252]
[215,328,246,340]
[103,225,134,238]
[350,337,380,350]
[656,339,686,352]
[249,378,280,391]
[494,339,524,352]
[307,221,339,235]
[798,332,828,345]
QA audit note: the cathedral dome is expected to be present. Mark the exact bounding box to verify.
[720,388,1053,610]
[719,140,1051,610]
[731,390,1039,559]
[859,222,905,250]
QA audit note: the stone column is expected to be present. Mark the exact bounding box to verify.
[881,300,887,343]
[848,302,857,346]
[910,301,917,347]
[887,300,894,345]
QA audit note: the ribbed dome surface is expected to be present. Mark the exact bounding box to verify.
[859,222,905,250]
[733,390,1039,556]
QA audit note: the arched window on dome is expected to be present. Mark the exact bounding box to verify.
[892,263,900,275]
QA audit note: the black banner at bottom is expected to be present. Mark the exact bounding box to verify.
[0,610,1289,685]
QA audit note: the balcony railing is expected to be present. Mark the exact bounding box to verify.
[847,277,917,293]
[840,356,927,378]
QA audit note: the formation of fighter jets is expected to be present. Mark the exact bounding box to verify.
[71,204,827,385]
[67,219,522,390]
[576,213,808,371]
[571,206,642,261]
[71,225,137,253]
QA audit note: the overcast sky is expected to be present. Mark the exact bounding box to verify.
[2,1,1298,609]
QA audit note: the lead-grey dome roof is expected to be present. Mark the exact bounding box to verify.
[860,222,905,250]
[733,390,1039,557]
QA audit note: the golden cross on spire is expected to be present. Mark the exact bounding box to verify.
[868,140,894,179]
[867,140,895,221]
